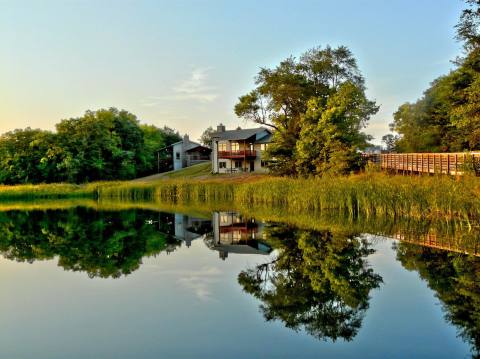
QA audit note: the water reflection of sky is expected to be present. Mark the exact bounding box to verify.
[0,231,470,358]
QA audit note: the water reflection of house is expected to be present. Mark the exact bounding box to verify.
[155,212,212,248]
[205,212,272,260]
[174,214,212,247]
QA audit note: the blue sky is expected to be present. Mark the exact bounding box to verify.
[0,0,465,144]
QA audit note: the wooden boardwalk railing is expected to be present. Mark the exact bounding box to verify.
[390,232,480,256]
[379,152,480,175]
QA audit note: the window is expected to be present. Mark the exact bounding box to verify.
[260,143,269,151]
[175,152,180,160]
[219,161,227,169]
[234,160,242,168]
[261,160,268,167]
[231,142,240,151]
[218,142,227,151]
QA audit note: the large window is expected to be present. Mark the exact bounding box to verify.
[219,161,227,169]
[260,143,269,151]
[234,160,242,168]
[218,142,227,151]
[231,142,240,151]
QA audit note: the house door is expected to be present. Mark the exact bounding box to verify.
[250,161,255,172]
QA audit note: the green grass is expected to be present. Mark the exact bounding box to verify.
[0,183,96,200]
[1,171,480,221]
[161,162,212,178]
[98,172,480,221]
[136,162,212,181]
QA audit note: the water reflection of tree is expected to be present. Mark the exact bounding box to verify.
[0,208,181,278]
[396,242,480,356]
[238,224,382,341]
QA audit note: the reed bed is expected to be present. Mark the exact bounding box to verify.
[0,173,479,220]
[97,173,480,220]
[0,183,96,200]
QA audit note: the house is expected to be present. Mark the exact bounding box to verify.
[157,135,211,172]
[204,211,272,260]
[211,124,272,173]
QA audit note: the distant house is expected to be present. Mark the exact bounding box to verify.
[157,135,211,172]
[211,124,272,173]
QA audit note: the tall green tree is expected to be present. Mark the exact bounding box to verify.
[295,82,378,175]
[235,46,375,175]
[0,128,61,184]
[55,108,145,182]
[138,124,181,176]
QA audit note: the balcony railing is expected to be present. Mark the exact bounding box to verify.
[218,150,256,159]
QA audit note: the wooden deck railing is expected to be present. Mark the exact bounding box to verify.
[218,150,256,159]
[379,152,480,175]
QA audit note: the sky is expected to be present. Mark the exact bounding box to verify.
[0,0,466,144]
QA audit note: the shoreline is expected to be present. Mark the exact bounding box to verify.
[0,172,478,221]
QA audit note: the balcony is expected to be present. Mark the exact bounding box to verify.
[218,150,256,159]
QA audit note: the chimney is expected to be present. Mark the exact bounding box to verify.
[217,123,226,132]
[183,134,189,142]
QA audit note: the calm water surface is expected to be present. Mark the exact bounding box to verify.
[0,206,477,358]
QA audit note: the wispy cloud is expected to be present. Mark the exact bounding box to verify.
[140,67,218,107]
[173,67,218,102]
[177,266,222,302]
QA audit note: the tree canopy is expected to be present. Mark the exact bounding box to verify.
[235,46,377,176]
[0,108,181,184]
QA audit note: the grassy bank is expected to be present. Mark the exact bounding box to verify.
[98,172,480,221]
[0,172,480,220]
[0,183,99,200]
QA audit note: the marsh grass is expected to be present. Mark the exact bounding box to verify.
[98,173,480,220]
[0,172,479,220]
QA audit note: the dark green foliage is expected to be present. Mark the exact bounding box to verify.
[238,224,382,341]
[0,108,180,184]
[138,124,181,176]
[0,208,180,278]
[235,46,377,176]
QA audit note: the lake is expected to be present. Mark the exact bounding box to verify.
[0,203,477,358]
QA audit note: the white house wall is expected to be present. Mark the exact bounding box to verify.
[173,142,184,170]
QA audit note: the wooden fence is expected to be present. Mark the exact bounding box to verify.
[379,152,480,175]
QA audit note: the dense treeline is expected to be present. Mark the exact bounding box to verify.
[235,46,378,176]
[386,0,480,152]
[0,108,180,184]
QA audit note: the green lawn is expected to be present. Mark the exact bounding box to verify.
[135,162,212,181]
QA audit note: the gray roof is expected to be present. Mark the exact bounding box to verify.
[211,127,271,141]
[254,132,272,144]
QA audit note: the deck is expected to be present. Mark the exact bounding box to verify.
[379,152,480,175]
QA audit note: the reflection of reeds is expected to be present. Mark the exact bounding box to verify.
[0,197,477,256]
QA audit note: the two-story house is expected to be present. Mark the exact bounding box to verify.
[211,124,272,173]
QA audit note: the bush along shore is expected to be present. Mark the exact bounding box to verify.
[0,173,479,221]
